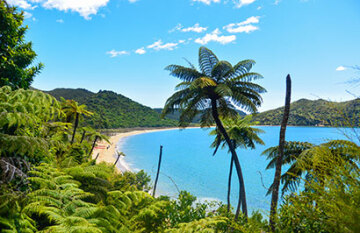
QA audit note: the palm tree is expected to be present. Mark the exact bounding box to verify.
[162,46,266,219]
[210,115,264,212]
[88,131,110,156]
[263,140,360,197]
[61,99,93,144]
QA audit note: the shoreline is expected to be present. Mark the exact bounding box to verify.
[92,125,341,173]
[92,127,200,172]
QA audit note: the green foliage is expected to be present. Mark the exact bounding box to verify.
[253,98,360,126]
[263,140,360,196]
[47,88,177,129]
[165,217,229,233]
[277,147,360,233]
[0,86,63,187]
[0,2,43,89]
[165,191,208,227]
[162,46,266,128]
[112,170,152,192]
[210,115,264,155]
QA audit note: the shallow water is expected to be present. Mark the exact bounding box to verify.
[117,126,347,213]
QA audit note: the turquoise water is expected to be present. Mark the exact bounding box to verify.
[117,126,347,213]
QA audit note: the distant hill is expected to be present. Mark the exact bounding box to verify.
[46,88,177,129]
[46,88,360,128]
[254,98,360,126]
[153,108,246,124]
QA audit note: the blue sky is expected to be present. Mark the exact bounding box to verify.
[9,0,360,111]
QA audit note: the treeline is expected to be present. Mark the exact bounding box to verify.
[254,98,360,126]
[46,88,177,129]
[154,108,246,124]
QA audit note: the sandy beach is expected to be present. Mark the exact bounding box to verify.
[92,127,197,172]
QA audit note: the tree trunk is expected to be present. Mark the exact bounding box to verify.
[269,74,292,231]
[89,135,99,156]
[94,153,100,161]
[211,100,247,219]
[153,145,163,197]
[114,152,121,166]
[80,130,86,144]
[227,153,234,213]
[71,113,79,144]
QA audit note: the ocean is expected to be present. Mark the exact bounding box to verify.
[117,126,349,214]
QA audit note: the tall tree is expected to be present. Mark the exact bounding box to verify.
[269,74,291,231]
[61,99,93,144]
[0,1,43,89]
[210,115,264,212]
[88,130,110,156]
[162,47,266,219]
[153,145,163,197]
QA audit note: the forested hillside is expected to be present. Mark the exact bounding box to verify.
[46,88,177,128]
[254,98,360,126]
[154,108,246,123]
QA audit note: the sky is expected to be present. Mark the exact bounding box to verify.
[8,0,360,112]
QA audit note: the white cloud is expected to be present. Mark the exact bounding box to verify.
[192,0,256,7]
[336,66,347,71]
[128,0,139,2]
[192,0,221,5]
[224,24,258,33]
[170,23,207,33]
[7,0,34,9]
[56,19,64,23]
[147,40,179,51]
[8,0,110,20]
[23,11,33,19]
[233,0,256,8]
[106,50,129,57]
[135,47,146,55]
[238,16,260,25]
[195,29,236,45]
[181,23,208,33]
[223,16,260,33]
[169,24,183,33]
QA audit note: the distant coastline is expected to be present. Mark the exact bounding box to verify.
[92,127,200,172]
[92,124,351,172]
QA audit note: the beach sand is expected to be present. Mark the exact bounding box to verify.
[92,127,191,172]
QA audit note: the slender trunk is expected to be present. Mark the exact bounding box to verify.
[89,136,99,156]
[211,100,247,219]
[94,153,100,161]
[114,152,121,166]
[269,74,292,231]
[153,145,163,197]
[71,113,79,144]
[227,154,234,212]
[80,130,86,144]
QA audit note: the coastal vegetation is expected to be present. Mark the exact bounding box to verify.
[1,2,360,232]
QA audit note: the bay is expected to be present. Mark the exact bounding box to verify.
[117,126,347,213]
